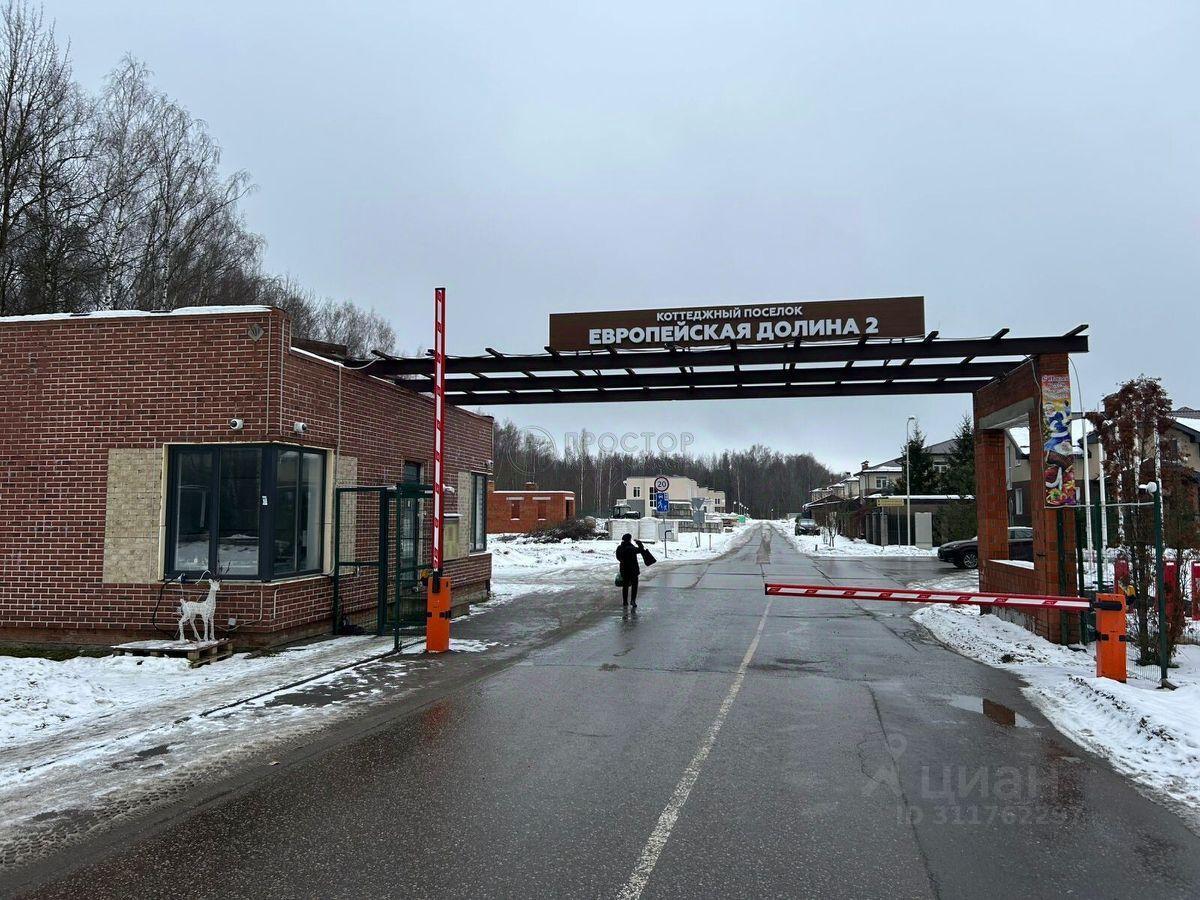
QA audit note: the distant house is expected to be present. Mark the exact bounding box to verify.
[805,441,971,547]
[855,460,902,496]
[1076,407,1200,515]
[621,476,725,518]
[487,481,575,534]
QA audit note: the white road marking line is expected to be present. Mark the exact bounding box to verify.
[617,598,773,900]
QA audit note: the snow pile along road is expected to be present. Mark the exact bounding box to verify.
[0,636,393,745]
[489,521,751,592]
[909,574,1200,827]
[772,523,937,558]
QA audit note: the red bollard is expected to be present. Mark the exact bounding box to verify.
[1192,561,1200,622]
[1094,592,1128,683]
[1164,559,1180,623]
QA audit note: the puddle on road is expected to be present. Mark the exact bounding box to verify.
[946,694,1036,728]
[749,657,826,674]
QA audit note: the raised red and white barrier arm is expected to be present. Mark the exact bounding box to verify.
[763,582,1091,612]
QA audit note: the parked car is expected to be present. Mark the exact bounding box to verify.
[795,517,820,536]
[937,527,1033,569]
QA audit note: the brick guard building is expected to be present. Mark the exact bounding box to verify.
[487,481,576,533]
[0,306,494,646]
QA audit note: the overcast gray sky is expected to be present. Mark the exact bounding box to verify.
[52,1,1198,472]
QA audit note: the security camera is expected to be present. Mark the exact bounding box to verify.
[229,418,244,431]
[293,421,308,435]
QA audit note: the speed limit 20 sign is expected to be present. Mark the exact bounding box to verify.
[653,476,670,493]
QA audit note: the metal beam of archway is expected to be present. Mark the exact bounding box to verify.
[437,361,1015,396]
[372,334,1089,378]
[448,379,992,406]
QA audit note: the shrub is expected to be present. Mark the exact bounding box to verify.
[525,517,606,543]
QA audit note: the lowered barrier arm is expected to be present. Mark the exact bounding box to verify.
[763,582,1125,682]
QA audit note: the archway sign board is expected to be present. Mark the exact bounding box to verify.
[548,296,925,351]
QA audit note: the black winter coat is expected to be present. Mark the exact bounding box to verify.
[615,541,641,578]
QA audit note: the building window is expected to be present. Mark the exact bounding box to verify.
[273,449,325,577]
[537,499,548,521]
[471,473,487,552]
[633,486,641,498]
[167,444,326,580]
[877,477,891,489]
[510,499,522,520]
[403,461,423,483]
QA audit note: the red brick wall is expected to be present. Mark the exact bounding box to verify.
[486,482,576,533]
[0,307,493,646]
[973,354,1079,643]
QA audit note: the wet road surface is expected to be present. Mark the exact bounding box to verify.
[9,523,1200,898]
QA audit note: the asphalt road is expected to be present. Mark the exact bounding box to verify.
[11,523,1200,899]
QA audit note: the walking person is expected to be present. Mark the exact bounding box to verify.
[615,533,645,609]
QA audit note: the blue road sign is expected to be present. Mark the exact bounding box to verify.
[656,492,670,513]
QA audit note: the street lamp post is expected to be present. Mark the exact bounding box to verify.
[906,415,917,546]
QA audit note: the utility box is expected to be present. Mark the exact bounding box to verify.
[608,517,665,542]
[914,512,933,549]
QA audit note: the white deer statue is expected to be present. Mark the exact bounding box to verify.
[178,572,221,643]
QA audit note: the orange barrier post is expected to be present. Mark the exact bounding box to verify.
[426,575,452,653]
[1094,592,1127,682]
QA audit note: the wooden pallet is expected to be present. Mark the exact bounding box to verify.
[112,639,234,668]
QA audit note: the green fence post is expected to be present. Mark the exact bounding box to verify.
[1056,510,1071,642]
[377,491,390,637]
[394,483,403,652]
[1075,508,1090,645]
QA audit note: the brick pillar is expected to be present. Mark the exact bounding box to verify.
[1027,354,1079,641]
[971,353,1082,644]
[974,422,1009,591]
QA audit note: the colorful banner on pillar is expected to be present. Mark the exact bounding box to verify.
[1040,373,1078,508]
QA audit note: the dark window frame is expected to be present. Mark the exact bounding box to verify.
[471,472,488,552]
[165,443,327,581]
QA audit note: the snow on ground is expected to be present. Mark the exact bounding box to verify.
[0,633,495,866]
[488,521,752,586]
[0,636,394,747]
[908,571,1200,827]
[769,521,937,557]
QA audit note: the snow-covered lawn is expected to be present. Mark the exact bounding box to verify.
[0,636,491,749]
[489,521,752,586]
[909,571,1200,827]
[0,635,491,865]
[769,521,937,558]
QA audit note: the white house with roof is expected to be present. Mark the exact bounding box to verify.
[621,475,725,518]
[856,460,902,495]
